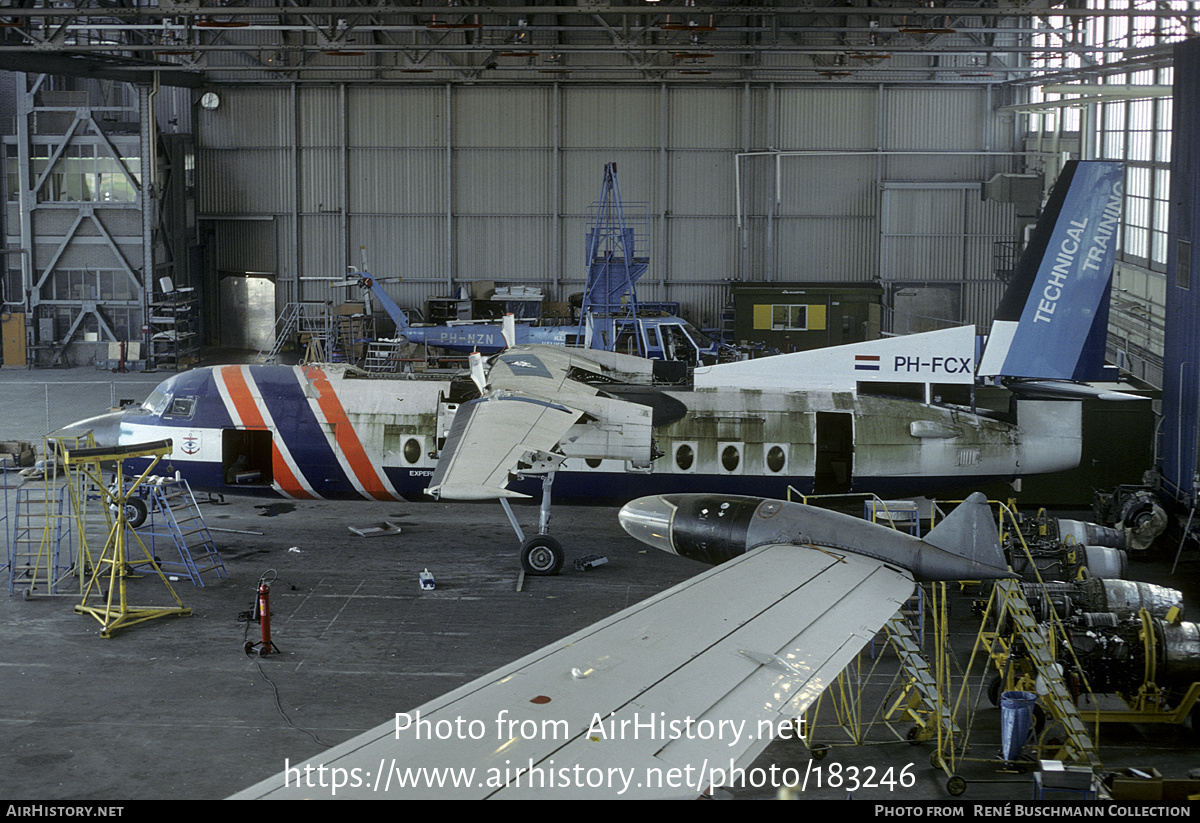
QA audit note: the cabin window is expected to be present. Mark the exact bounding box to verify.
[585,458,603,469]
[402,437,422,465]
[766,445,787,474]
[683,323,714,349]
[675,443,694,471]
[720,444,742,473]
[141,389,171,417]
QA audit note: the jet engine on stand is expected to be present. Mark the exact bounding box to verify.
[1005,511,1128,582]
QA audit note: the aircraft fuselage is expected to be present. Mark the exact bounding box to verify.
[83,361,1079,503]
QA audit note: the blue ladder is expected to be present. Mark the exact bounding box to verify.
[132,479,227,586]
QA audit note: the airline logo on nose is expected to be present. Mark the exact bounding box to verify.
[182,433,201,455]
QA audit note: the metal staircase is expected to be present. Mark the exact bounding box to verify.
[257,301,335,364]
[883,608,961,742]
[988,578,1102,767]
[132,480,226,586]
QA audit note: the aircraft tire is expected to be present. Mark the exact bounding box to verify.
[521,535,564,576]
[122,497,148,528]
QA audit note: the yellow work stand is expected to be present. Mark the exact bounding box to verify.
[61,439,192,637]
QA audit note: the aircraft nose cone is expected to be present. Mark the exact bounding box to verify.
[52,410,126,448]
[618,495,678,554]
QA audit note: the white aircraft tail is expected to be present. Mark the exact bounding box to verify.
[696,161,1125,394]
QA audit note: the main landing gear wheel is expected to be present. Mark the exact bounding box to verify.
[121,497,148,528]
[521,535,564,576]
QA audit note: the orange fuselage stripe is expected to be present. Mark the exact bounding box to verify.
[303,366,393,500]
[219,365,314,499]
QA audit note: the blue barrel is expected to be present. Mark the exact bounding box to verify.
[1000,691,1037,761]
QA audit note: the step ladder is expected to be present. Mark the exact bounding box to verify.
[990,578,1101,767]
[883,608,960,741]
[132,480,226,586]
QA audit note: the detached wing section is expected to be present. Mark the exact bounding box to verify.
[231,544,913,800]
[428,393,582,499]
[429,346,655,500]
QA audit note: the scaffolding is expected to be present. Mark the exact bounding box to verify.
[6,434,100,598]
[60,439,191,637]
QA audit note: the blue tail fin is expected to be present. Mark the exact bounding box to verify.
[978,161,1124,381]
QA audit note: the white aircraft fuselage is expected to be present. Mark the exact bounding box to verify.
[66,356,1079,503]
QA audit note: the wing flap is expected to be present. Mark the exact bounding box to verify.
[232,544,913,799]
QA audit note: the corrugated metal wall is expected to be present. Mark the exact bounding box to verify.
[195,83,1017,334]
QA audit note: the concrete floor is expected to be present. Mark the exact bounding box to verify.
[2,360,1199,801]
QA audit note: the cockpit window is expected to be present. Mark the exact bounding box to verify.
[164,396,197,419]
[682,322,713,349]
[142,389,171,417]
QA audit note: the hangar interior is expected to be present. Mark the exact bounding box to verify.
[2,0,1200,803]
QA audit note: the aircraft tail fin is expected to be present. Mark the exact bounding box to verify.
[923,492,1008,574]
[977,161,1124,381]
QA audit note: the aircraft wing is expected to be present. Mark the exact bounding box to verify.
[428,392,583,499]
[230,543,913,799]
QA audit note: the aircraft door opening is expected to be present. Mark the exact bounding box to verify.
[223,429,274,486]
[814,412,853,494]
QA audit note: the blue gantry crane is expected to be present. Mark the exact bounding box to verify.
[578,162,650,355]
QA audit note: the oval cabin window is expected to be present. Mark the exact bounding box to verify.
[675,444,694,471]
[721,445,740,472]
[403,438,422,465]
[767,445,786,473]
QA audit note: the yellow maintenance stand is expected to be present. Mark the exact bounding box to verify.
[60,439,191,637]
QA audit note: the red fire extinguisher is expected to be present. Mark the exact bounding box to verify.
[245,579,281,657]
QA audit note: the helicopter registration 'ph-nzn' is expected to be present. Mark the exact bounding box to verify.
[58,161,1131,575]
